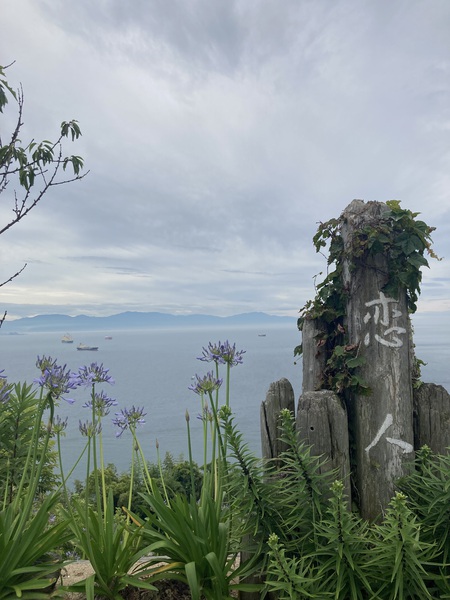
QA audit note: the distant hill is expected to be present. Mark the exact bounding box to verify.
[0,311,296,334]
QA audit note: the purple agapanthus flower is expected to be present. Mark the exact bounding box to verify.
[197,404,213,423]
[74,363,115,387]
[82,390,118,417]
[188,371,223,395]
[36,355,58,374]
[198,340,245,367]
[54,415,69,435]
[112,405,146,437]
[34,360,78,403]
[79,419,102,438]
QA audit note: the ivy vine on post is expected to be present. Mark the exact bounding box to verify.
[296,199,438,397]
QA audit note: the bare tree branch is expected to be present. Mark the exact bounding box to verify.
[0,63,86,326]
[0,263,27,288]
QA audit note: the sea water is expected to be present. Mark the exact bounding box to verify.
[0,324,301,480]
[1,316,448,482]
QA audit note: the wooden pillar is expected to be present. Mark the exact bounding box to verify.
[413,383,450,454]
[301,314,327,393]
[296,390,351,503]
[260,378,295,463]
[341,200,414,520]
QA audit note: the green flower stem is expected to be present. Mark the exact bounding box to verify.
[201,392,208,471]
[185,410,197,500]
[224,362,231,457]
[131,429,156,497]
[89,384,103,517]
[123,435,136,537]
[65,440,89,481]
[84,434,92,524]
[56,429,72,506]
[208,389,218,497]
[27,387,45,485]
[207,391,229,500]
[225,363,231,409]
[98,427,108,516]
[156,439,170,505]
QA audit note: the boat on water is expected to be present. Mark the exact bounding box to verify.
[105,336,113,340]
[61,333,74,343]
[77,343,99,351]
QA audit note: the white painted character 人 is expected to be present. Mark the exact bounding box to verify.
[365,412,413,456]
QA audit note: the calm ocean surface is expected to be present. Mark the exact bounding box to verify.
[0,324,301,480]
[1,315,448,482]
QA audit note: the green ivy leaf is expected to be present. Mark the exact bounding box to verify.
[350,375,371,390]
[399,235,423,256]
[407,252,429,269]
[346,356,366,368]
[332,345,345,357]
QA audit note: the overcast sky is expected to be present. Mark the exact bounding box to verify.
[1,0,449,321]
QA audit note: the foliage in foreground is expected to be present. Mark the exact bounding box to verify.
[0,378,71,599]
[72,454,203,518]
[2,346,450,599]
[64,491,156,600]
[223,408,450,599]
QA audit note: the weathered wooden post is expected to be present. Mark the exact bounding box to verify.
[414,383,450,454]
[296,390,351,502]
[253,199,441,598]
[297,309,351,502]
[341,200,414,520]
[261,378,296,465]
[301,314,327,392]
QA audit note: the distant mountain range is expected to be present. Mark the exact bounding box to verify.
[1,311,296,334]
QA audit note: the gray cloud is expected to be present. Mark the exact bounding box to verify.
[1,0,449,321]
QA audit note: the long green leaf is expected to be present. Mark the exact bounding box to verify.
[185,561,200,600]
